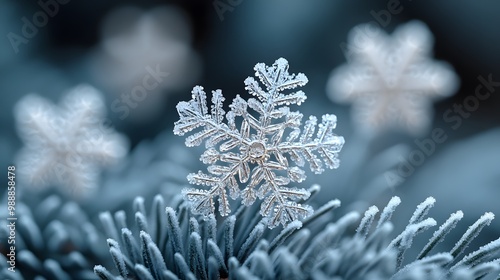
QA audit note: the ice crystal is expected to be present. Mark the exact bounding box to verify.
[15,85,129,196]
[327,21,459,135]
[174,58,344,228]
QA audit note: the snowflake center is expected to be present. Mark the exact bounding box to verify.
[247,141,266,160]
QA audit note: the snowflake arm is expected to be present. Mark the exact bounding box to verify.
[174,58,344,228]
[275,114,344,174]
[174,86,246,148]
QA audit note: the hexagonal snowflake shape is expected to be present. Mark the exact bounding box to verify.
[174,58,344,228]
[327,21,459,135]
[15,85,129,197]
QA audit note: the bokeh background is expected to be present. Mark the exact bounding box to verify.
[1,0,500,259]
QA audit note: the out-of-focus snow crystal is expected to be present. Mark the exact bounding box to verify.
[15,85,129,196]
[327,21,459,135]
[91,6,201,122]
[174,58,344,228]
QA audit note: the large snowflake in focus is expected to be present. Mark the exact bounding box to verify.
[15,85,129,196]
[174,58,344,228]
[327,21,459,135]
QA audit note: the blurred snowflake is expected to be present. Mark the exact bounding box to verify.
[327,21,459,135]
[15,84,129,197]
[90,6,201,122]
[175,58,344,228]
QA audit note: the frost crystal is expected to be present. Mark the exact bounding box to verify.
[327,21,459,135]
[174,58,344,228]
[15,85,129,196]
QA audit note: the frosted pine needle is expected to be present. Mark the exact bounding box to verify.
[93,194,500,280]
[377,196,401,229]
[417,210,463,260]
[356,205,379,239]
[327,21,459,135]
[15,85,129,196]
[450,212,495,259]
[174,58,344,228]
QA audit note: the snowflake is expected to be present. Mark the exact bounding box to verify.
[91,6,201,122]
[15,85,129,196]
[174,58,344,228]
[327,21,459,135]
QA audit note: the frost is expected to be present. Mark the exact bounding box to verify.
[327,21,459,135]
[356,205,379,239]
[417,210,463,260]
[377,196,401,228]
[174,58,344,228]
[15,85,129,196]
[450,212,495,259]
